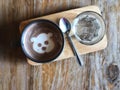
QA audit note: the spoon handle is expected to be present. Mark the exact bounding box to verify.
[66,33,83,66]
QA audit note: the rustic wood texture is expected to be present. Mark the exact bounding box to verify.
[0,0,120,90]
[19,6,107,65]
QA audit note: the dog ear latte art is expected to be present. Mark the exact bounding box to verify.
[31,33,55,54]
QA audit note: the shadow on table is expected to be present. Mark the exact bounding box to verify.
[0,22,27,64]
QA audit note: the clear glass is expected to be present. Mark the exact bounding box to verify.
[72,11,106,45]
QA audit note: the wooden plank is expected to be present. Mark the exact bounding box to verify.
[19,6,107,65]
[89,0,120,90]
[0,0,120,90]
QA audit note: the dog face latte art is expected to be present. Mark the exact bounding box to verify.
[31,33,55,54]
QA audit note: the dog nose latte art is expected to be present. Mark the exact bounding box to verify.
[31,33,55,54]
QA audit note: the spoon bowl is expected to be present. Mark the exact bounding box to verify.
[59,18,71,33]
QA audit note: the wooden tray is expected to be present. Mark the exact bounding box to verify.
[19,5,107,65]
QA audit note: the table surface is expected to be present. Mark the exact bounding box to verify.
[0,0,120,90]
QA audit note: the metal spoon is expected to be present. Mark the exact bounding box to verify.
[59,18,83,66]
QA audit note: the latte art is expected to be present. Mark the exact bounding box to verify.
[31,33,55,54]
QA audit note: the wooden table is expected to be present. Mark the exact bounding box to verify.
[0,0,120,90]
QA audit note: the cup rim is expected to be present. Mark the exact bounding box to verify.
[72,11,106,45]
[21,19,64,63]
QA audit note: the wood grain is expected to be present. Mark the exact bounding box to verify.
[0,0,120,90]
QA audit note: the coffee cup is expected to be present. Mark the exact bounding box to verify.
[21,19,64,63]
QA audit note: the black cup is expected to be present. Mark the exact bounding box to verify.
[21,19,64,63]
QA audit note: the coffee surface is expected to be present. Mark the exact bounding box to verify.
[22,21,63,62]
